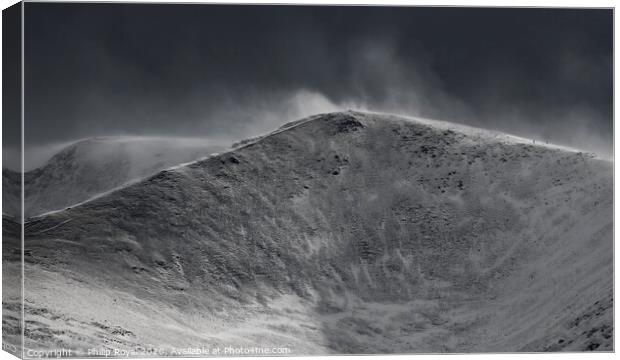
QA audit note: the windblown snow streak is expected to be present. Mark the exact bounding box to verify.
[3,111,612,354]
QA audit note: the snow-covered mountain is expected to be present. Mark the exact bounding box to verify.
[4,111,612,354]
[4,136,226,218]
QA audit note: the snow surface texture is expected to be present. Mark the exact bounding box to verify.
[2,111,612,355]
[3,136,226,218]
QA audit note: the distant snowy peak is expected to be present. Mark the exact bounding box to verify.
[17,136,226,217]
[38,136,221,175]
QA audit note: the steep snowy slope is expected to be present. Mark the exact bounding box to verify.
[7,111,612,354]
[4,136,226,218]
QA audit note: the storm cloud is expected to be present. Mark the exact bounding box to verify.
[17,4,613,159]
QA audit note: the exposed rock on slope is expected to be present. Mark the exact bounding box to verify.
[5,111,612,354]
[4,136,225,218]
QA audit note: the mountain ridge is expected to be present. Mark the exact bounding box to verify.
[25,110,606,220]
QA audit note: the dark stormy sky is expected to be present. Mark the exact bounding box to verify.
[16,4,614,162]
